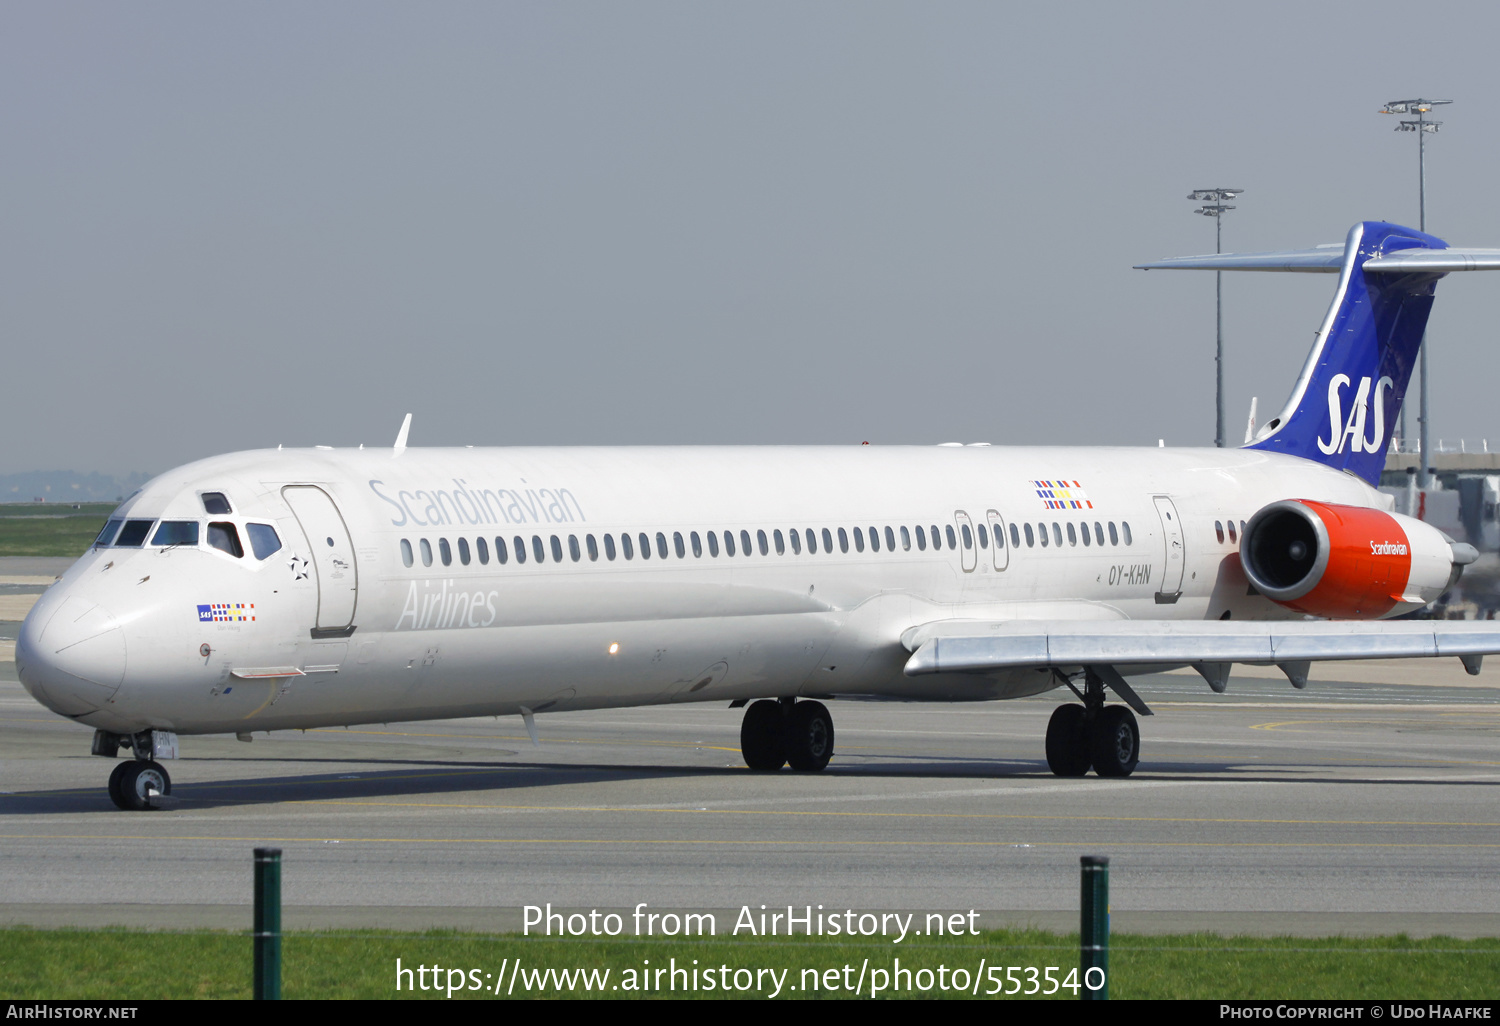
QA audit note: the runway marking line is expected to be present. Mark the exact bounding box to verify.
[309,726,748,753]
[270,799,1500,829]
[1,832,1498,850]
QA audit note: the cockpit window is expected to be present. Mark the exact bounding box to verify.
[246,523,281,560]
[94,519,123,547]
[208,522,244,558]
[201,492,233,515]
[150,521,199,547]
[114,520,156,547]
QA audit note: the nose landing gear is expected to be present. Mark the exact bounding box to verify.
[740,698,834,772]
[95,729,177,810]
[107,760,172,811]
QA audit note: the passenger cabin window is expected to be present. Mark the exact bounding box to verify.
[1037,523,1048,547]
[657,533,669,559]
[513,536,526,564]
[1024,523,1035,547]
[673,532,686,558]
[496,537,510,564]
[603,534,615,561]
[945,525,958,549]
[930,525,942,550]
[477,537,490,564]
[1215,521,1225,544]
[439,538,453,566]
[707,531,719,557]
[639,533,651,559]
[758,529,769,556]
[1108,522,1118,546]
[551,535,564,562]
[532,535,546,563]
[1010,523,1020,549]
[621,533,634,560]
[200,492,232,515]
[208,522,243,557]
[151,521,199,547]
[774,529,785,555]
[790,529,802,554]
[1052,523,1063,547]
[587,535,599,561]
[977,524,988,549]
[740,530,752,556]
[1094,522,1105,546]
[852,527,863,553]
[894,526,905,551]
[868,526,880,552]
[1122,522,1133,545]
[420,539,434,566]
[569,535,581,562]
[1227,521,1238,543]
[95,519,123,547]
[1080,523,1090,546]
[458,538,471,565]
[725,531,736,557]
[916,525,927,551]
[960,523,973,549]
[400,538,414,567]
[1067,523,1077,546]
[838,527,849,553]
[691,531,702,557]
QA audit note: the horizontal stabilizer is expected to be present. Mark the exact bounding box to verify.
[1135,246,1345,273]
[900,618,1500,676]
[1136,245,1500,274]
[1362,248,1500,273]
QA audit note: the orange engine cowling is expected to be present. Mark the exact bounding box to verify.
[1240,499,1463,619]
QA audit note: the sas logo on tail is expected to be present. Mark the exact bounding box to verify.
[1318,374,1395,455]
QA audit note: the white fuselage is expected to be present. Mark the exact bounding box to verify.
[16,444,1387,735]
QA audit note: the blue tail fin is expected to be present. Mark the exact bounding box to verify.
[1245,221,1445,483]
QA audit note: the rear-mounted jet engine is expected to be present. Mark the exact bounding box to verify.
[1240,499,1475,619]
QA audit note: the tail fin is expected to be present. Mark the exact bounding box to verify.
[1137,221,1500,485]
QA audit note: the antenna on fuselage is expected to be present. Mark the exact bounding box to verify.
[392,413,412,458]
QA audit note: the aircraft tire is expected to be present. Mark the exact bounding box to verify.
[1045,704,1091,777]
[741,700,787,771]
[115,761,171,811]
[783,701,834,772]
[1090,706,1140,778]
[107,760,132,810]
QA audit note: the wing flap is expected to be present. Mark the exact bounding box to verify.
[901,619,1500,676]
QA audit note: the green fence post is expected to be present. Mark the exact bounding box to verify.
[1080,855,1109,1000]
[253,847,282,1000]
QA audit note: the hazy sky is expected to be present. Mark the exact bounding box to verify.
[7,2,1500,476]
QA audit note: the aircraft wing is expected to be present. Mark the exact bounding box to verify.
[901,617,1500,688]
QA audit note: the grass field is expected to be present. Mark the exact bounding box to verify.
[1,928,1496,1000]
[0,504,113,557]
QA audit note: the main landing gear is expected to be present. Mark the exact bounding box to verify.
[1045,668,1141,778]
[94,729,175,810]
[740,698,834,772]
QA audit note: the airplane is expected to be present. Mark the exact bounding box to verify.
[17,220,1500,811]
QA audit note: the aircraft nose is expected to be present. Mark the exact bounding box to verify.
[16,594,126,717]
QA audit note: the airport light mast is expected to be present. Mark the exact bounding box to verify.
[1382,98,1450,488]
[1189,188,1244,448]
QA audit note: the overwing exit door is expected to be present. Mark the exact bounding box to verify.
[282,486,359,630]
[1152,495,1185,603]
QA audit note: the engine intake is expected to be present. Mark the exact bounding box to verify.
[1240,499,1462,619]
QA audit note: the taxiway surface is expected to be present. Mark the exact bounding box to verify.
[2,609,1497,937]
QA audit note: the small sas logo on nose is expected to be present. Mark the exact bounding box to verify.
[197,603,255,623]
